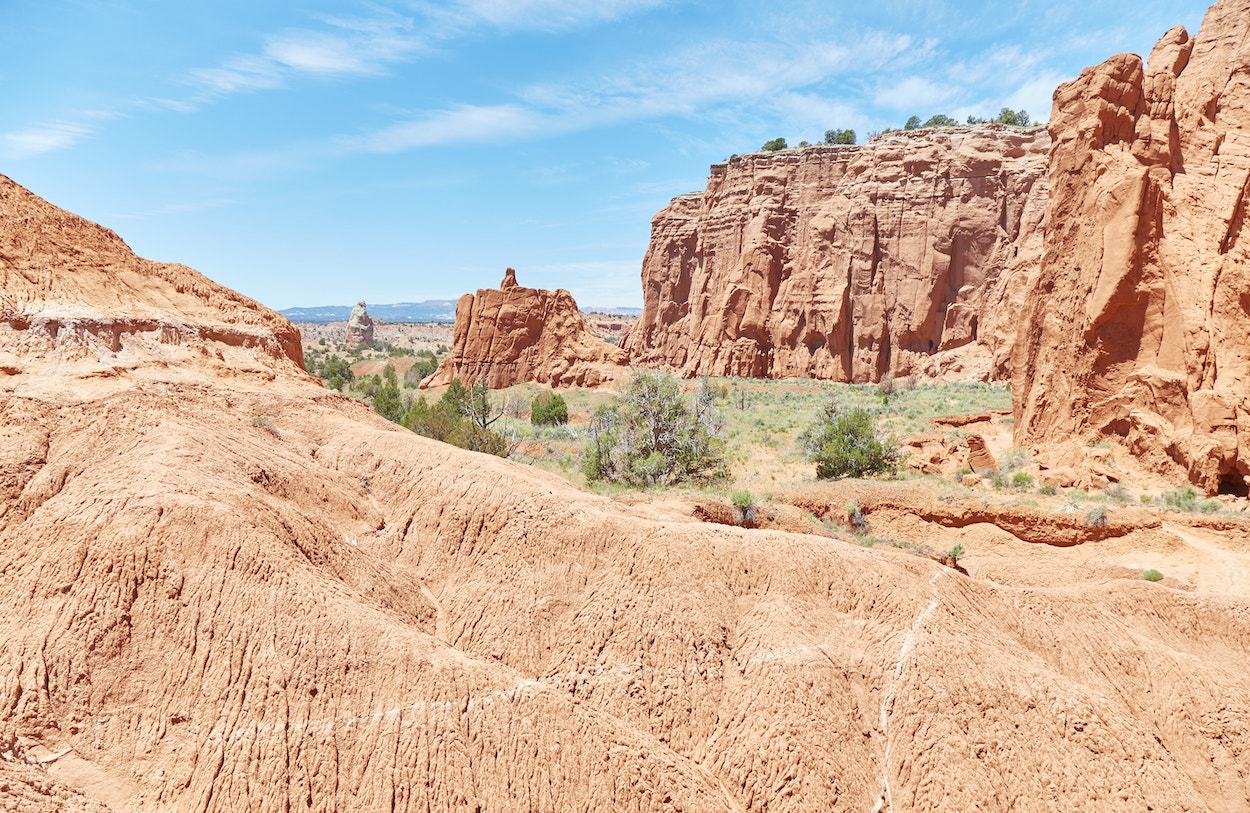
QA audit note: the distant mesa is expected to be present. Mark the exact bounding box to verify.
[622,123,1049,383]
[346,300,374,346]
[423,268,627,389]
[1015,0,1250,496]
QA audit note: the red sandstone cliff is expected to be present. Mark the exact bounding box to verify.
[622,126,1049,382]
[425,268,627,389]
[1014,0,1250,495]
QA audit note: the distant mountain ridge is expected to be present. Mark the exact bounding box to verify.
[281,301,458,323]
[283,301,641,323]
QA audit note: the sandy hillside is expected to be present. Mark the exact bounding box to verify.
[2,169,1250,813]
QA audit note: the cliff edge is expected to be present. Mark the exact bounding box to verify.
[622,126,1049,382]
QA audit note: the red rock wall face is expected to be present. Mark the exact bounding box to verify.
[426,271,627,389]
[1014,0,1250,495]
[622,126,1050,382]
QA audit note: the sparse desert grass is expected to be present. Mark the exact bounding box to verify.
[321,367,1019,501]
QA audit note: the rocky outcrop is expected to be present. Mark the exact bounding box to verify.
[0,173,304,385]
[345,300,374,345]
[425,268,627,389]
[966,434,998,473]
[621,126,1049,382]
[1014,0,1250,496]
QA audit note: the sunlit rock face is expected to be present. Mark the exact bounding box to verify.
[622,125,1050,383]
[1014,0,1250,496]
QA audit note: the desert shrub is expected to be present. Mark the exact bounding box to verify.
[732,490,757,526]
[1157,485,1220,513]
[252,416,280,437]
[998,448,1030,472]
[800,404,899,480]
[1037,483,1058,496]
[1141,569,1164,582]
[1085,506,1109,528]
[988,470,1010,490]
[943,543,965,564]
[313,355,355,391]
[876,374,896,399]
[402,351,439,387]
[845,500,869,534]
[1103,483,1131,505]
[372,381,404,423]
[401,378,509,457]
[1011,471,1034,491]
[582,370,727,486]
[761,137,788,151]
[530,391,569,426]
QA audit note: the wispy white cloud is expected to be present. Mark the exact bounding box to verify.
[180,11,425,104]
[873,76,956,112]
[0,121,97,160]
[178,1,666,107]
[341,104,547,153]
[422,0,670,32]
[188,54,286,98]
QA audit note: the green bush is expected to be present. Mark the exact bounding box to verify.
[731,490,757,526]
[800,405,899,480]
[530,391,569,426]
[1011,471,1034,491]
[312,354,355,391]
[1085,506,1109,528]
[403,351,439,387]
[582,370,727,486]
[995,107,1031,126]
[943,543,965,565]
[1158,485,1222,514]
[904,115,922,130]
[923,114,958,127]
[761,137,788,152]
[1142,569,1164,582]
[823,128,856,145]
[401,378,509,457]
[1038,483,1058,496]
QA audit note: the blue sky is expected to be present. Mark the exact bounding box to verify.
[3,0,1211,310]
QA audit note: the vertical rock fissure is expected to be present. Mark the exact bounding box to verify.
[874,569,943,813]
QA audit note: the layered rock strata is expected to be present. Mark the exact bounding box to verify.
[622,126,1049,382]
[424,268,626,389]
[0,173,304,385]
[1014,0,1250,495]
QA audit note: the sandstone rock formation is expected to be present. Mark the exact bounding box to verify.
[622,126,1049,382]
[424,268,627,389]
[345,300,374,345]
[4,126,1250,811]
[0,175,303,381]
[965,434,998,473]
[1014,0,1250,496]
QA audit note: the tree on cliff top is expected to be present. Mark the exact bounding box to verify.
[824,129,856,145]
[994,108,1031,126]
[761,137,788,151]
